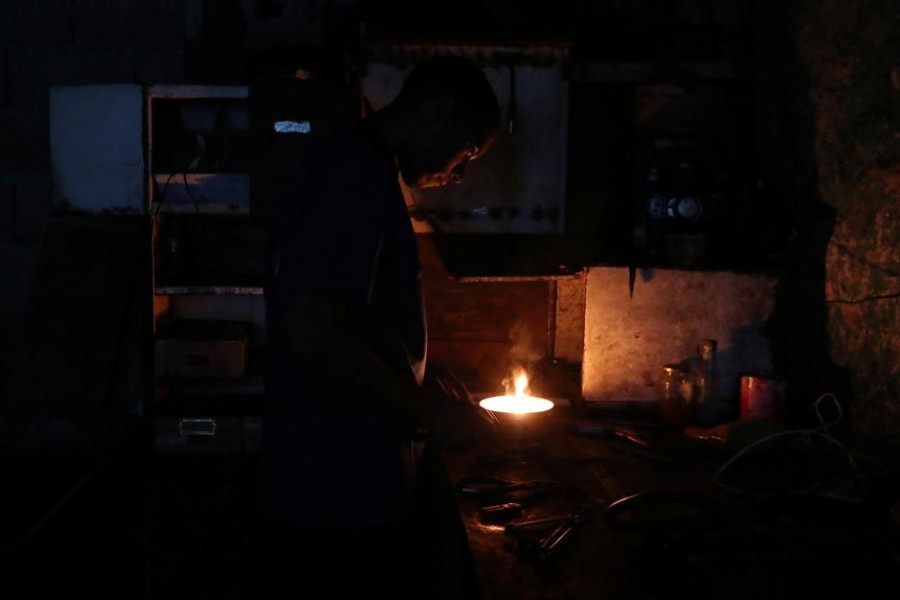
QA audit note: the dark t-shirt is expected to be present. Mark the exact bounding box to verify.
[261,122,427,526]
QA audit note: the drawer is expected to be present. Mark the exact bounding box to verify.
[153,414,261,456]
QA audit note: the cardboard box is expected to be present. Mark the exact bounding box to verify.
[155,319,249,379]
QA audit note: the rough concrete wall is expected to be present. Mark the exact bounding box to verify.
[794,1,900,438]
[583,266,777,407]
[554,274,586,364]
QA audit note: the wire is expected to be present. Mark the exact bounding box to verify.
[152,172,177,218]
[181,171,203,213]
[712,393,890,497]
[813,391,843,432]
[153,139,205,218]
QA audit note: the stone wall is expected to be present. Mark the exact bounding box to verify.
[795,1,900,438]
[750,0,900,439]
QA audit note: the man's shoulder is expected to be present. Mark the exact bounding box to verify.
[311,126,395,181]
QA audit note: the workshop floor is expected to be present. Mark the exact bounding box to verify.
[5,430,898,600]
[142,455,263,600]
[2,447,263,600]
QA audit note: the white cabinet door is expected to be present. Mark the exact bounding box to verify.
[50,84,144,214]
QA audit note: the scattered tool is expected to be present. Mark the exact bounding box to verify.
[567,421,674,463]
[609,442,673,463]
[456,476,563,506]
[568,421,651,448]
[504,506,594,560]
[478,502,524,524]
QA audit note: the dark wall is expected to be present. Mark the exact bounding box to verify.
[0,1,186,386]
[2,0,896,439]
[0,0,753,384]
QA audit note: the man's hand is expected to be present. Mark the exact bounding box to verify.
[421,363,499,451]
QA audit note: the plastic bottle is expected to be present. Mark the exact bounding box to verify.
[692,339,720,426]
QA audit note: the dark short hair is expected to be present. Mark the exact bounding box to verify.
[399,55,501,145]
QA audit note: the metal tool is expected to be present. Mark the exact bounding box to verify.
[609,442,674,463]
[609,425,652,449]
[456,476,562,506]
[568,421,651,448]
[479,502,524,523]
[567,421,674,463]
[505,506,594,560]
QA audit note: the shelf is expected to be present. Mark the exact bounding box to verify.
[156,377,265,397]
[152,204,250,215]
[569,59,752,83]
[155,285,263,295]
[425,233,589,279]
[456,274,584,283]
[152,173,249,213]
[147,85,264,435]
[147,85,248,99]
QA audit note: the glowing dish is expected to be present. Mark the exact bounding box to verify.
[479,395,555,414]
[478,368,555,414]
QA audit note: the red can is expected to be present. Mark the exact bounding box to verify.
[740,374,785,422]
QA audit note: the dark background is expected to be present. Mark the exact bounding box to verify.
[1,1,898,598]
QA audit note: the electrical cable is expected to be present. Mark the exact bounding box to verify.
[594,389,900,593]
[153,138,204,218]
[181,171,203,213]
[711,393,890,498]
[152,172,177,218]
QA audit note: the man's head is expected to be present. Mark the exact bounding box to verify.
[375,55,501,189]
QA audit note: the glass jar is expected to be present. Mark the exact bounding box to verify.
[657,364,692,428]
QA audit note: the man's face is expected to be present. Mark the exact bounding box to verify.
[400,135,494,190]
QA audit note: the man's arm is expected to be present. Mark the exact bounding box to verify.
[278,293,497,449]
[280,293,428,427]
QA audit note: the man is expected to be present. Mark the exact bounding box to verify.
[258,55,501,599]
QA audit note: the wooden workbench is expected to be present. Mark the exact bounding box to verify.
[439,406,900,600]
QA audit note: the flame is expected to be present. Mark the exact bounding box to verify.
[513,370,529,396]
[478,368,554,415]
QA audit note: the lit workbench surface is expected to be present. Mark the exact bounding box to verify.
[441,406,900,600]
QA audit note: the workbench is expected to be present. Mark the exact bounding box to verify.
[441,406,900,600]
